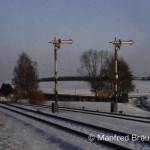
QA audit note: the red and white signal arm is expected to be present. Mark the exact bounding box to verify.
[51,39,73,44]
[112,40,134,45]
[60,39,73,44]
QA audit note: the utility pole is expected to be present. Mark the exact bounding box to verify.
[49,37,73,113]
[109,37,134,112]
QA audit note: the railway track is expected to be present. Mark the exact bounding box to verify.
[0,102,150,150]
[16,102,150,124]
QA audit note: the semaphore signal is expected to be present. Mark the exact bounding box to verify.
[109,37,134,113]
[48,37,73,113]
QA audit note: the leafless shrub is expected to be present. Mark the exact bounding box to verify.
[28,91,46,105]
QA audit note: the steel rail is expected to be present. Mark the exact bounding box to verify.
[16,103,150,124]
[0,103,134,150]
[0,104,149,150]
[1,103,150,146]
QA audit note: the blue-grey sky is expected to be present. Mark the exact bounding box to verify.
[0,0,150,83]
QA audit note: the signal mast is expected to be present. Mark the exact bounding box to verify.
[49,37,73,113]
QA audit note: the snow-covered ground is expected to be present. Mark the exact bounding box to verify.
[1,106,110,150]
[39,80,150,113]
[0,100,150,150]
[132,80,150,94]
[0,80,150,150]
[39,81,92,96]
[48,99,150,117]
[39,80,150,95]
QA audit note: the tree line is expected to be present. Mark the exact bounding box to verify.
[11,49,134,101]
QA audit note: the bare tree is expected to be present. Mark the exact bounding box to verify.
[13,52,38,98]
[78,49,134,96]
[78,49,109,93]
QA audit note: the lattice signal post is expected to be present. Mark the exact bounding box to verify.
[109,38,134,112]
[49,37,73,113]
